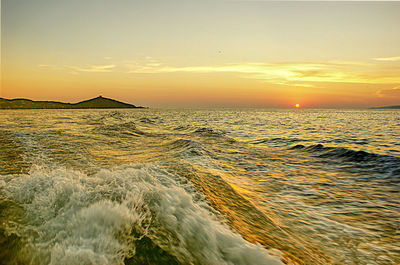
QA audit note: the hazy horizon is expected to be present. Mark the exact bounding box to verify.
[1,94,398,109]
[2,0,400,108]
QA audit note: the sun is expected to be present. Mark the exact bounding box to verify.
[295,103,300,108]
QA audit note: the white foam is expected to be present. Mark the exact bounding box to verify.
[1,164,283,265]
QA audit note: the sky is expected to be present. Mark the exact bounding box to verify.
[1,0,400,108]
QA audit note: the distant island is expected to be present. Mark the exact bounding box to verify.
[370,105,400,109]
[0,96,146,109]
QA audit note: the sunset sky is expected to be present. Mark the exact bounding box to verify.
[2,0,400,108]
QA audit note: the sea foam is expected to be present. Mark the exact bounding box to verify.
[0,164,283,265]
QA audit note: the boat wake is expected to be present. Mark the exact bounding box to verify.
[0,164,283,265]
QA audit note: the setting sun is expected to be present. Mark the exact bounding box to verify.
[295,104,300,108]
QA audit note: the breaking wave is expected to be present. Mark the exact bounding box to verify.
[0,164,282,265]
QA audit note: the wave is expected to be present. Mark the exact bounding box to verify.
[291,144,400,176]
[80,111,125,125]
[167,139,213,159]
[93,122,153,138]
[0,164,283,265]
[192,127,226,137]
[190,128,236,146]
[102,111,125,120]
[139,117,156,124]
[172,125,191,131]
[249,137,303,145]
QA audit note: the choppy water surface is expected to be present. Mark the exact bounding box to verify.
[0,109,399,265]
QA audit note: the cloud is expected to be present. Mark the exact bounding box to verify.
[377,86,400,98]
[127,61,400,85]
[37,58,400,87]
[37,64,65,71]
[67,65,116,73]
[373,56,400,62]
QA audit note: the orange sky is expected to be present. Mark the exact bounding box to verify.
[2,0,400,108]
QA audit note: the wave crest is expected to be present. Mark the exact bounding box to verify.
[193,127,226,137]
[0,165,283,265]
[291,144,400,176]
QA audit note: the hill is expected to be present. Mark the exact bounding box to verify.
[370,105,400,109]
[0,96,145,109]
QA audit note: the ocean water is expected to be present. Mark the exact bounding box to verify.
[0,108,399,265]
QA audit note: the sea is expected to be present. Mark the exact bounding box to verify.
[0,108,399,265]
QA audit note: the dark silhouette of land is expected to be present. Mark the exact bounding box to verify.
[0,96,146,109]
[371,105,400,109]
